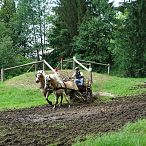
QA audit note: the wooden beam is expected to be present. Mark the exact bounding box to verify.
[108,64,110,75]
[63,58,72,62]
[43,60,56,73]
[73,57,90,72]
[4,60,43,71]
[77,59,109,66]
[1,68,4,82]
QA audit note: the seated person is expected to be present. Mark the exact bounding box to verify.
[72,67,84,86]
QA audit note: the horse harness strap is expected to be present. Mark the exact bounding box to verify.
[55,82,65,91]
[63,82,67,93]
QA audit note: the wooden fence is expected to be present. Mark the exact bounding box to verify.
[73,57,93,83]
[0,60,56,82]
[1,57,110,83]
[61,57,110,75]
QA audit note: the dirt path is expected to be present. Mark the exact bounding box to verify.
[1,95,146,146]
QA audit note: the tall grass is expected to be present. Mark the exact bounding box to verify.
[1,71,146,110]
[0,83,53,111]
[92,73,146,96]
[73,119,146,146]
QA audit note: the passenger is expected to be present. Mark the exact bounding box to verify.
[72,67,84,86]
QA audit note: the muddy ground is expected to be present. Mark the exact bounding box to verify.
[1,95,146,146]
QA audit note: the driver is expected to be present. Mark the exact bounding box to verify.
[72,67,84,86]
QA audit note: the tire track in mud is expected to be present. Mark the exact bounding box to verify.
[1,95,146,146]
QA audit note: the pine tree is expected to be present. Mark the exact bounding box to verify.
[113,0,146,77]
[47,0,87,63]
[73,0,115,66]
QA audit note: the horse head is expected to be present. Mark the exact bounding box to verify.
[35,70,45,83]
[45,74,60,90]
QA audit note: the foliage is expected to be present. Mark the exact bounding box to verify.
[73,0,115,63]
[0,0,146,78]
[0,21,15,68]
[47,0,87,65]
[112,0,146,77]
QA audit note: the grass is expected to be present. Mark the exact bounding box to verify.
[0,72,52,111]
[0,83,50,111]
[73,119,146,146]
[1,71,146,110]
[1,71,146,145]
[92,72,146,96]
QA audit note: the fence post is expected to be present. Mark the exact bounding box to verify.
[108,64,110,75]
[73,59,75,69]
[60,58,63,70]
[43,61,45,71]
[35,63,37,73]
[89,63,92,83]
[1,68,4,82]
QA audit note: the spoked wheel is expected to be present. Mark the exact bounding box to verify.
[87,88,92,102]
[84,86,92,103]
[74,91,85,101]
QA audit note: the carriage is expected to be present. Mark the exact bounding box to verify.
[36,69,93,107]
[36,58,93,108]
[74,79,93,102]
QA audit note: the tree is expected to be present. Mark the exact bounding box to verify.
[47,0,87,64]
[0,0,16,23]
[113,0,146,77]
[0,22,15,68]
[73,0,115,66]
[12,0,51,59]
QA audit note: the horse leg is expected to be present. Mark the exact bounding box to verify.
[52,91,59,109]
[74,90,86,101]
[63,92,70,108]
[44,91,52,105]
[58,94,63,108]
[60,94,63,107]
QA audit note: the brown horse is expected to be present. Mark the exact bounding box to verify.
[45,73,71,108]
[35,70,66,109]
[45,74,85,105]
[35,70,53,105]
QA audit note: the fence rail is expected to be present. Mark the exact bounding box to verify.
[0,60,56,82]
[62,57,110,75]
[73,57,92,82]
[4,60,43,71]
[1,57,110,82]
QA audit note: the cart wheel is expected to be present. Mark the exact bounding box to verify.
[86,87,92,102]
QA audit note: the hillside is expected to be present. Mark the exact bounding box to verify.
[0,70,146,111]
[1,71,146,145]
[4,70,146,97]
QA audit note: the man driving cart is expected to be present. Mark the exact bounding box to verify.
[72,67,84,86]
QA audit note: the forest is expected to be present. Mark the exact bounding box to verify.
[0,0,146,77]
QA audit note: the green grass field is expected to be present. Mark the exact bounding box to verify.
[92,72,146,96]
[1,71,146,145]
[0,72,54,111]
[73,119,146,146]
[0,83,47,111]
[0,71,146,110]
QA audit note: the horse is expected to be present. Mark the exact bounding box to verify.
[45,74,85,106]
[35,70,53,105]
[35,70,66,109]
[45,73,71,108]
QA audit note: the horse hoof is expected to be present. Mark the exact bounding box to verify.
[53,106,56,110]
[58,104,62,109]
